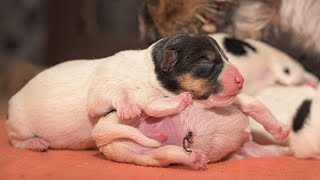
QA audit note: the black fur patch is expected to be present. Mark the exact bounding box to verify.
[152,33,225,99]
[223,37,257,56]
[292,100,312,132]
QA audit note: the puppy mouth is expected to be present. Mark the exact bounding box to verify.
[197,90,240,108]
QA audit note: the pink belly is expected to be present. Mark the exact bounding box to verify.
[137,115,186,146]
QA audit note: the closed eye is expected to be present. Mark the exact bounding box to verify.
[199,59,215,68]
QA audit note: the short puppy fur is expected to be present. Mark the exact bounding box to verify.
[210,33,318,95]
[6,33,243,151]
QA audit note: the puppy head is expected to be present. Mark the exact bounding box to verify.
[212,33,319,90]
[268,47,319,88]
[151,33,244,107]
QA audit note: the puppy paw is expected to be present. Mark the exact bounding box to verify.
[272,124,290,142]
[189,150,208,170]
[117,102,142,120]
[176,92,193,112]
[26,137,50,151]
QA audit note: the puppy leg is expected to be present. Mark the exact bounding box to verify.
[5,120,50,151]
[228,141,292,161]
[99,140,208,170]
[92,113,161,148]
[234,94,290,141]
[87,85,141,120]
[144,92,193,117]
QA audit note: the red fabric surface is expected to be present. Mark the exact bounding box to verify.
[0,118,319,180]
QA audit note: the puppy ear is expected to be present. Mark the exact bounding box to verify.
[161,50,178,73]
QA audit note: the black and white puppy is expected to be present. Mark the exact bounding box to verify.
[5,33,243,151]
[250,85,320,159]
[210,33,318,95]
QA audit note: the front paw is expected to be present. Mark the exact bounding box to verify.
[176,92,193,112]
[272,124,290,142]
[189,149,209,170]
[117,102,142,120]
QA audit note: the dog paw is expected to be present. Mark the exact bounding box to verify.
[272,124,290,142]
[176,92,193,112]
[189,150,208,170]
[26,137,50,151]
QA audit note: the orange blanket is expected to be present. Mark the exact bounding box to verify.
[0,118,319,180]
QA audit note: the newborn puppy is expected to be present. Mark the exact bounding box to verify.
[250,85,320,159]
[6,33,244,151]
[92,94,290,170]
[209,33,318,95]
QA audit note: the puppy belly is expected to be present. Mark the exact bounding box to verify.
[137,115,186,146]
[137,105,250,163]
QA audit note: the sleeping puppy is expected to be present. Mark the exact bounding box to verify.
[5,33,244,151]
[92,92,290,170]
[250,85,320,159]
[209,33,318,95]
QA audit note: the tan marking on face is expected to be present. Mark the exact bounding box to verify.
[177,73,213,99]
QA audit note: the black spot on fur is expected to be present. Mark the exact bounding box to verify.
[223,37,257,56]
[152,33,226,98]
[292,100,312,132]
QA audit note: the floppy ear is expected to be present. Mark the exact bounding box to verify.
[161,50,178,73]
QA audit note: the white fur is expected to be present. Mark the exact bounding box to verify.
[5,45,172,150]
[250,85,320,159]
[6,33,242,151]
[210,33,318,95]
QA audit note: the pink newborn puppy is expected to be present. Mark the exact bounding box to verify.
[92,94,290,170]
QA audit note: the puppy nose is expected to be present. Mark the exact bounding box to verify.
[235,75,244,85]
[235,75,244,88]
[232,67,244,88]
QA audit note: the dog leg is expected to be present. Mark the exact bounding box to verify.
[234,94,290,141]
[228,141,292,160]
[144,92,193,117]
[99,140,208,170]
[87,85,142,120]
[6,120,50,151]
[92,113,161,148]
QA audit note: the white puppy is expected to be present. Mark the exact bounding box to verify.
[5,33,244,151]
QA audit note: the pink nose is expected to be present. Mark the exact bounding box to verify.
[229,66,244,88]
[235,74,244,88]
